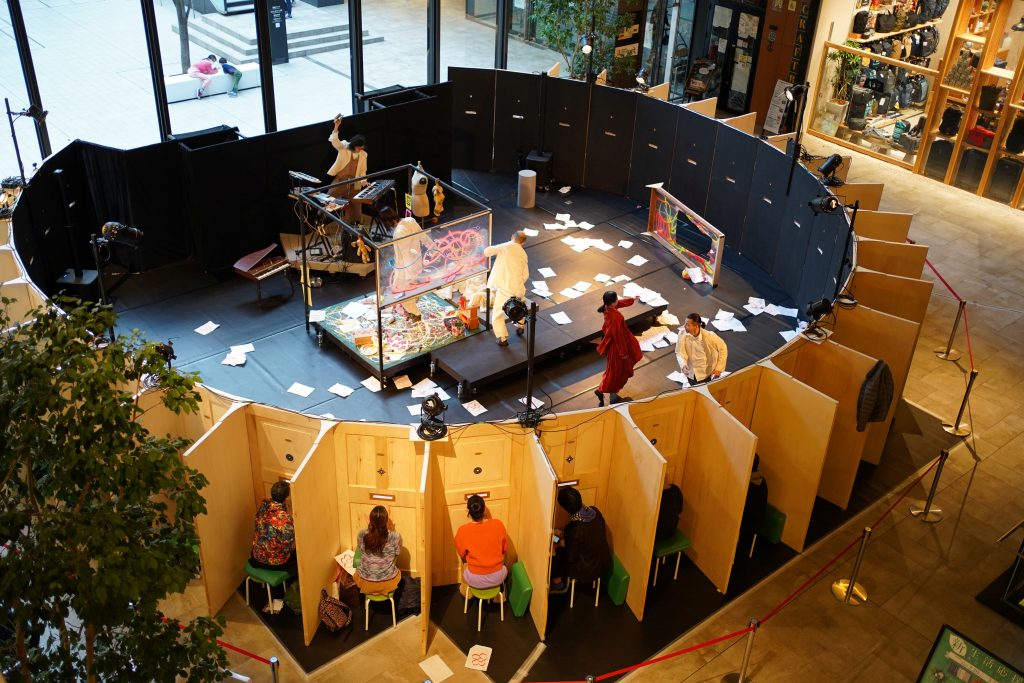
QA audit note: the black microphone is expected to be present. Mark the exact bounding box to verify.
[101,221,144,239]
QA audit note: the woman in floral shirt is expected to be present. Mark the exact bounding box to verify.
[250,481,296,575]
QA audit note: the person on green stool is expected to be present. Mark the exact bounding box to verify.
[250,481,297,576]
[549,487,611,594]
[353,506,403,595]
[455,495,508,590]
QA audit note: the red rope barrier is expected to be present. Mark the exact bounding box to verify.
[870,456,940,529]
[922,256,961,301]
[758,533,862,625]
[594,626,755,681]
[961,307,976,371]
[162,616,272,666]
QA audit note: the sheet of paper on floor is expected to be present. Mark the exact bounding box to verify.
[341,301,368,318]
[462,400,488,417]
[555,213,570,221]
[287,382,314,397]
[685,267,705,283]
[419,654,454,682]
[538,267,557,278]
[780,329,799,341]
[393,374,412,389]
[533,280,549,290]
[715,309,734,321]
[519,396,544,409]
[612,274,632,282]
[231,343,255,354]
[657,311,680,326]
[523,228,539,237]
[221,351,247,366]
[532,288,553,298]
[550,311,572,325]
[412,377,437,391]
[544,223,563,231]
[639,339,656,352]
[572,280,593,292]
[465,644,493,672]
[667,370,690,385]
[627,254,648,266]
[618,240,633,249]
[559,287,583,299]
[594,273,611,283]
[406,404,421,416]
[563,220,578,228]
[194,321,219,335]
[579,221,595,230]
[361,376,382,392]
[308,309,326,322]
[328,383,354,398]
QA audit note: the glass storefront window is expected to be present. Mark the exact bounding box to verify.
[154,0,266,137]
[441,0,497,77]
[362,0,428,92]
[808,42,937,169]
[507,0,568,75]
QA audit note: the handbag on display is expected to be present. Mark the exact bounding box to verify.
[978,85,1004,112]
[938,106,963,136]
[918,0,936,20]
[967,126,995,149]
[848,117,868,131]
[894,5,908,30]
[910,75,929,103]
[877,10,896,32]
[898,132,921,152]
[318,589,353,632]
[1005,117,1024,154]
[918,26,939,57]
[853,10,871,34]
[933,0,949,18]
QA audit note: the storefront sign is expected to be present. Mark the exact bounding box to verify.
[917,624,1024,683]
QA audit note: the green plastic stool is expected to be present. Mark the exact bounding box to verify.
[652,529,692,586]
[464,584,503,631]
[244,562,292,614]
[508,561,533,618]
[759,504,786,544]
[364,591,396,631]
[604,553,630,607]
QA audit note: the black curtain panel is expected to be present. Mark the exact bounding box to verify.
[584,85,637,195]
[740,143,790,271]
[492,71,542,173]
[543,77,589,187]
[626,97,678,203]
[667,106,718,214]
[449,67,496,171]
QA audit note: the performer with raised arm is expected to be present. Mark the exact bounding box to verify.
[327,114,368,224]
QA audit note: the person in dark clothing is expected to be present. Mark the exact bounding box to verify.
[550,487,612,593]
[737,455,769,560]
[655,484,683,542]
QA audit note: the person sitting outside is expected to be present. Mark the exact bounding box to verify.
[187,54,219,100]
[550,487,611,594]
[218,57,242,98]
[250,481,296,576]
[353,505,403,595]
[455,495,508,590]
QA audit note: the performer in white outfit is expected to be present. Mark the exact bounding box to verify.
[676,312,728,383]
[483,231,529,346]
[326,114,367,223]
[383,207,431,319]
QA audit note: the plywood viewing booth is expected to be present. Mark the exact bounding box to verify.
[849,267,933,327]
[856,237,929,279]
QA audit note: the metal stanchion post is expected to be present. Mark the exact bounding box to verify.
[721,619,760,683]
[585,676,595,683]
[270,656,280,683]
[831,526,871,605]
[943,369,979,436]
[911,450,949,522]
[934,300,965,361]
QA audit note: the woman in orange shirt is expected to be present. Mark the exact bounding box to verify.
[454,495,508,589]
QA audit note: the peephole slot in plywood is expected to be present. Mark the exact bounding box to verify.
[246,404,322,499]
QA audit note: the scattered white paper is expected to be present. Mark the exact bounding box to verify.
[685,267,705,284]
[667,370,691,385]
[780,330,799,342]
[412,377,437,391]
[653,339,669,348]
[559,288,584,299]
[560,236,576,246]
[572,280,593,292]
[715,310,735,321]
[550,312,573,325]
[341,301,368,319]
[579,221,595,230]
[774,305,799,318]
[361,376,382,392]
[743,304,764,316]
[544,223,564,231]
[194,321,219,335]
[393,375,412,390]
[627,255,649,267]
[532,280,549,290]
[308,309,326,323]
[711,319,733,332]
[287,382,314,397]
[434,388,451,401]
[465,644,493,672]
[593,240,614,251]
[407,404,421,416]
[658,311,680,326]
[571,243,590,253]
[555,213,571,222]
[559,185,571,194]
[612,274,632,283]
[618,240,634,249]
[748,297,766,310]
[328,383,355,398]
[221,352,247,366]
[321,413,336,420]
[665,331,679,343]
[462,400,488,417]
[231,343,255,354]
[647,296,669,307]
[640,340,656,352]
[538,267,557,278]
[563,220,578,228]
[523,228,539,237]
[419,654,454,683]
[519,396,544,409]
[532,288,553,298]
[728,319,747,332]
[335,549,356,575]
[594,273,611,283]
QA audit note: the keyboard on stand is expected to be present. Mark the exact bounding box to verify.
[352,179,395,203]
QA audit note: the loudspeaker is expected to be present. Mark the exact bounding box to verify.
[527,150,553,189]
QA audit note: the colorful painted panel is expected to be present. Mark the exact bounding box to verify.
[646,186,725,286]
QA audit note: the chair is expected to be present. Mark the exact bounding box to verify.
[508,561,533,618]
[604,553,630,606]
[569,577,600,608]
[652,529,692,586]
[464,584,504,631]
[244,561,292,614]
[364,591,397,631]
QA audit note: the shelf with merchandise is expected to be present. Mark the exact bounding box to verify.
[847,20,942,44]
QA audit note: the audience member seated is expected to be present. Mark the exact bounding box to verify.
[737,455,769,560]
[354,505,403,594]
[655,483,683,542]
[550,487,612,594]
[455,494,509,589]
[250,481,297,576]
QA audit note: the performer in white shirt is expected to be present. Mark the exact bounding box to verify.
[326,114,367,223]
[483,231,529,346]
[676,312,728,383]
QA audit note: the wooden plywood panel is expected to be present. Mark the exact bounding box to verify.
[708,366,761,428]
[183,404,256,616]
[0,280,45,325]
[291,422,338,645]
[196,385,239,434]
[840,182,884,210]
[723,112,756,134]
[608,408,666,620]
[419,451,433,655]
[783,340,877,508]
[856,238,929,279]
[854,210,913,242]
[850,267,933,325]
[538,409,614,511]
[831,305,919,465]
[682,393,756,594]
[134,389,184,439]
[751,366,835,551]
[520,435,557,640]
[765,132,795,152]
[683,98,718,117]
[628,392,695,486]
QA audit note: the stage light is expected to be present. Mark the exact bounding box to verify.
[101,221,144,241]
[15,103,48,122]
[1013,16,1024,31]
[808,195,841,214]
[581,34,594,55]
[817,154,844,186]
[635,68,650,92]
[417,392,448,441]
[502,296,528,324]
[785,83,807,102]
[806,298,833,320]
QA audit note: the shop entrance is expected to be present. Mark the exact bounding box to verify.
[692,0,765,114]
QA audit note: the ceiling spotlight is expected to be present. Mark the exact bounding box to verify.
[817,154,844,186]
[15,103,48,122]
[1012,16,1024,31]
[808,195,841,214]
[101,221,144,242]
[806,298,833,320]
[785,83,807,102]
[636,68,650,88]
[502,296,529,324]
[581,34,595,55]
[416,393,448,441]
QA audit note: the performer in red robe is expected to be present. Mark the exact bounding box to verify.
[594,291,643,406]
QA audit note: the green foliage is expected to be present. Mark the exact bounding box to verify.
[0,297,230,681]
[531,0,633,81]
[826,43,863,103]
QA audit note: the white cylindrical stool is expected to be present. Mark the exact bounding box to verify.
[518,169,537,209]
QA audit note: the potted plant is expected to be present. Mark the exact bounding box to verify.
[825,42,863,121]
[532,0,633,84]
